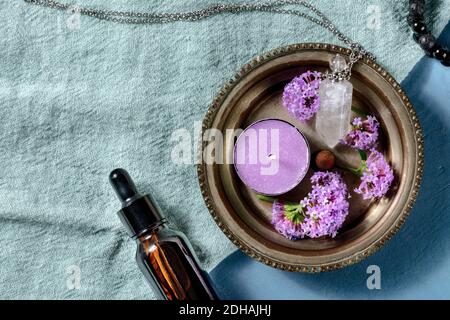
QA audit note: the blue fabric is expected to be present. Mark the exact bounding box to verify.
[0,0,449,299]
[210,22,450,300]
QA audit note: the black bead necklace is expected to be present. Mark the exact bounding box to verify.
[408,0,450,66]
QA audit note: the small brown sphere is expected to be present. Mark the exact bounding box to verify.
[315,150,335,170]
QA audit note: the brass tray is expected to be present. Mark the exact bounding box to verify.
[198,43,423,272]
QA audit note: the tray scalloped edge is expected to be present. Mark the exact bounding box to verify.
[197,43,424,272]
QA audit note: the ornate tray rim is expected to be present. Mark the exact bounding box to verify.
[197,43,424,272]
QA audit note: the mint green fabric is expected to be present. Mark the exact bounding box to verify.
[1,0,449,299]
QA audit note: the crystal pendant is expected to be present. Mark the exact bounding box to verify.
[316,54,353,148]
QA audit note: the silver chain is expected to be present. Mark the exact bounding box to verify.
[24,0,375,80]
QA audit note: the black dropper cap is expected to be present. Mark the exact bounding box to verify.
[109,168,164,238]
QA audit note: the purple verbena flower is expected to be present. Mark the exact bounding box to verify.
[355,149,394,200]
[342,116,380,150]
[301,172,349,238]
[272,171,349,240]
[271,200,305,240]
[282,71,322,122]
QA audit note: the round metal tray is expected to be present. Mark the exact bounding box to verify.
[198,43,423,272]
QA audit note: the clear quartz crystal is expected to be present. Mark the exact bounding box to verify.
[316,54,353,148]
[329,54,348,73]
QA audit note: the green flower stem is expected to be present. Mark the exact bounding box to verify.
[284,203,305,224]
[336,164,361,176]
[284,202,300,211]
[256,195,299,209]
[256,194,276,202]
[336,150,368,177]
[349,161,367,177]
[256,194,305,224]
[358,149,367,161]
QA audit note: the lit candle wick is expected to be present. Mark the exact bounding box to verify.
[268,153,277,160]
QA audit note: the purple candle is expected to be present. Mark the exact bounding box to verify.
[233,119,310,195]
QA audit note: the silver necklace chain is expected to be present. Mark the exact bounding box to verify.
[24,0,376,80]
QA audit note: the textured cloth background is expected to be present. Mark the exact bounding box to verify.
[0,0,449,299]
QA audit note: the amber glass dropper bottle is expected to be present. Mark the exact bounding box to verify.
[109,168,218,300]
